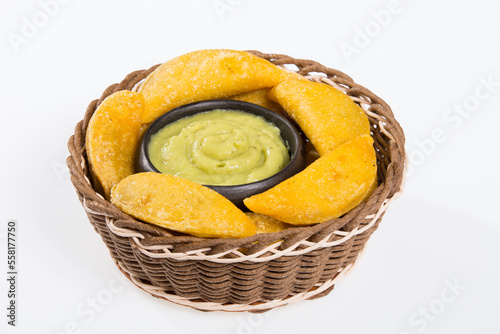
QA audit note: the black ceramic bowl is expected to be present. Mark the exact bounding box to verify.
[135,99,306,210]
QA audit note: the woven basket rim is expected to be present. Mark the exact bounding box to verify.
[66,50,406,262]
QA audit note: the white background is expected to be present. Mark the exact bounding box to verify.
[1,0,499,333]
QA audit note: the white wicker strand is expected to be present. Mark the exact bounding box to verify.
[106,217,145,239]
[117,258,357,312]
[111,192,396,264]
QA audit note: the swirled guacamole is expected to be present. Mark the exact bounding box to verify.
[148,109,290,186]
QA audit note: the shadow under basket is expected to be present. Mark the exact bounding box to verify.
[66,51,406,312]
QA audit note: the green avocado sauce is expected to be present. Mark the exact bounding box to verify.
[148,109,290,186]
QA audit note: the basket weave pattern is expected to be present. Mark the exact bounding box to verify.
[67,51,405,312]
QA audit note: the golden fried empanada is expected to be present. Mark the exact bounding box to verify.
[244,135,377,225]
[139,49,292,123]
[246,212,292,234]
[268,79,371,156]
[228,88,284,114]
[111,172,256,238]
[86,91,144,198]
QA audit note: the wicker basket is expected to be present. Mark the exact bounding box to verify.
[67,51,406,312]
